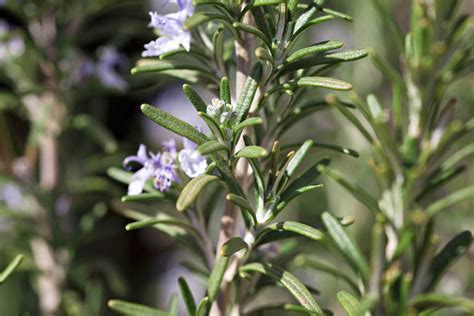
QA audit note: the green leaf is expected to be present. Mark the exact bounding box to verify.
[319,7,352,21]
[286,41,344,63]
[125,218,202,240]
[233,22,272,50]
[424,231,472,290]
[292,256,359,294]
[121,193,166,202]
[213,27,225,70]
[183,84,207,113]
[239,263,323,314]
[269,184,323,221]
[220,77,231,104]
[131,60,211,76]
[233,117,264,133]
[425,185,474,216]
[292,15,337,40]
[141,104,208,145]
[0,254,24,285]
[294,6,318,33]
[284,77,352,91]
[410,294,474,313]
[226,193,253,212]
[235,145,268,158]
[107,300,169,316]
[286,140,314,177]
[322,212,369,282]
[325,49,368,62]
[281,141,359,158]
[197,141,229,155]
[198,112,225,141]
[318,166,380,214]
[221,237,248,256]
[253,0,283,6]
[255,221,324,246]
[168,294,179,316]
[337,291,360,316]
[235,62,263,122]
[196,297,210,316]
[176,175,220,211]
[178,277,196,315]
[207,256,230,302]
[283,158,329,199]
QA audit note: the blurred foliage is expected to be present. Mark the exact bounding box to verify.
[0,0,472,315]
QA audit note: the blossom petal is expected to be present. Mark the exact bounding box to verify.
[178,149,208,178]
[127,167,154,195]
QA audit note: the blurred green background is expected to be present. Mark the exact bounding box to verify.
[0,0,472,315]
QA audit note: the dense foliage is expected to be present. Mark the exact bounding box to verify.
[0,0,472,315]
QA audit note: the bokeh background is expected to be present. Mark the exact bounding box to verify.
[0,0,472,315]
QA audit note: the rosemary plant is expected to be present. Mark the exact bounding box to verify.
[109,0,369,315]
[314,0,474,314]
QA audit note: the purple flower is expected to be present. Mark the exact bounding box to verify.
[142,0,194,57]
[178,137,208,178]
[96,46,128,91]
[154,162,177,191]
[123,144,177,195]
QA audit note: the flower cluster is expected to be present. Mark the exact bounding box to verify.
[206,98,236,127]
[142,0,194,57]
[123,136,207,195]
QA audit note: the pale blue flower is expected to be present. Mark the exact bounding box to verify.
[178,137,208,178]
[142,0,194,57]
[96,46,128,91]
[123,144,177,195]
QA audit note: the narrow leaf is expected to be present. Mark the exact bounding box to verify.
[337,291,360,316]
[235,145,269,158]
[255,221,324,245]
[318,166,380,213]
[235,62,263,122]
[292,256,359,294]
[183,84,207,112]
[239,263,323,314]
[107,300,169,316]
[226,193,253,212]
[426,185,474,216]
[233,117,263,133]
[220,77,231,104]
[424,231,472,290]
[0,254,24,284]
[207,256,229,302]
[141,104,208,145]
[233,22,272,50]
[125,218,201,240]
[178,277,196,315]
[286,41,344,63]
[196,297,210,316]
[198,112,225,141]
[176,175,220,211]
[197,141,229,155]
[410,294,474,313]
[286,140,314,177]
[221,237,248,256]
[285,77,352,91]
[322,212,369,282]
